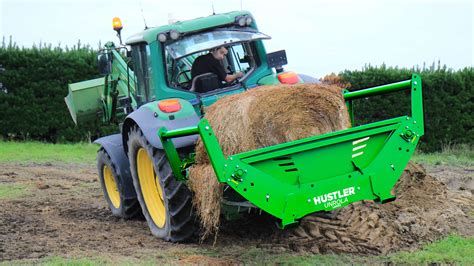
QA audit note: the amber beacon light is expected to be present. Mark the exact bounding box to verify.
[112,17,124,45]
[112,17,123,31]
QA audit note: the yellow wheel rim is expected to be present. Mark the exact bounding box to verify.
[103,165,121,209]
[136,148,166,228]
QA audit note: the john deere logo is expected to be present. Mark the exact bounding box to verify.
[313,187,355,209]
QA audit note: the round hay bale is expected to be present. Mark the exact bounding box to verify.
[195,84,351,163]
[189,83,351,239]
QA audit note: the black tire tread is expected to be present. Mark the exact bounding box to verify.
[127,127,195,242]
[97,148,141,219]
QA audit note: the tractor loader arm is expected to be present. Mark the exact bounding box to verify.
[158,74,424,228]
[65,42,137,124]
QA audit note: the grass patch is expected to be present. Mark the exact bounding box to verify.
[384,235,474,264]
[0,183,28,199]
[1,256,109,266]
[0,141,98,164]
[236,235,474,265]
[2,247,214,266]
[237,248,366,265]
[3,235,472,265]
[413,143,473,167]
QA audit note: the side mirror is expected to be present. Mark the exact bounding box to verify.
[97,53,112,75]
[266,50,288,73]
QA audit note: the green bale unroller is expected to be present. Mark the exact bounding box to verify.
[65,11,424,241]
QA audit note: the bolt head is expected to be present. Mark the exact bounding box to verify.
[235,169,245,178]
[266,195,270,198]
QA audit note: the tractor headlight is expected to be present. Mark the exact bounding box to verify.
[235,15,253,27]
[158,33,167,42]
[170,30,180,40]
[238,17,246,27]
[245,17,252,26]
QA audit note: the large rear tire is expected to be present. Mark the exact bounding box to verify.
[127,126,195,242]
[97,148,141,218]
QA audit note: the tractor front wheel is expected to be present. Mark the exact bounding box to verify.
[127,126,195,242]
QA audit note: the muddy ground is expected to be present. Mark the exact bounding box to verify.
[0,161,472,263]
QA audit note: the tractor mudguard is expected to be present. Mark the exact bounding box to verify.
[158,74,424,228]
[94,134,136,199]
[121,100,200,152]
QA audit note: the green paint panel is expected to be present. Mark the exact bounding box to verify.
[126,11,254,45]
[143,98,196,120]
[247,131,390,186]
[257,74,281,85]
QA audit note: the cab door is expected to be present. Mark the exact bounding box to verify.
[131,43,154,106]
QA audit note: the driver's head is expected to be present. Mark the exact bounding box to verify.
[210,46,228,60]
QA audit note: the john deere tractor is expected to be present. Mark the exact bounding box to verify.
[65,11,424,242]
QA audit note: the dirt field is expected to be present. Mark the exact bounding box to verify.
[0,161,472,263]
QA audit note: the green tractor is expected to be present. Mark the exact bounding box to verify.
[65,11,424,242]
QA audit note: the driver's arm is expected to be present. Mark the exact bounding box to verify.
[224,72,244,83]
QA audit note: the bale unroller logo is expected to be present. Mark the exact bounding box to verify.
[313,187,355,209]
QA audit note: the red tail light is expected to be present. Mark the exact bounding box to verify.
[158,99,181,113]
[278,72,299,84]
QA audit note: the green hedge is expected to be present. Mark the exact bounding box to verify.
[341,64,473,151]
[0,41,118,143]
[0,43,472,151]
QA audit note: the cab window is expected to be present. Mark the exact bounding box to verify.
[165,42,256,90]
[131,43,154,105]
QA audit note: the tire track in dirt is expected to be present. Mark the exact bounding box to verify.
[0,163,180,261]
[0,162,472,261]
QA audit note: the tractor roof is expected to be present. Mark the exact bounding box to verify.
[126,10,252,45]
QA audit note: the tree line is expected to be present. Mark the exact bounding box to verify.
[0,43,472,151]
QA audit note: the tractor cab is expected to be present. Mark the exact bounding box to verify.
[122,11,283,113]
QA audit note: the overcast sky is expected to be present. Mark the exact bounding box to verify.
[1,0,472,77]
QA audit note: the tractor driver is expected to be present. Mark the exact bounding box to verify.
[191,46,244,85]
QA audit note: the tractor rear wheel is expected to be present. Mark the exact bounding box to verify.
[127,126,195,242]
[97,148,141,218]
